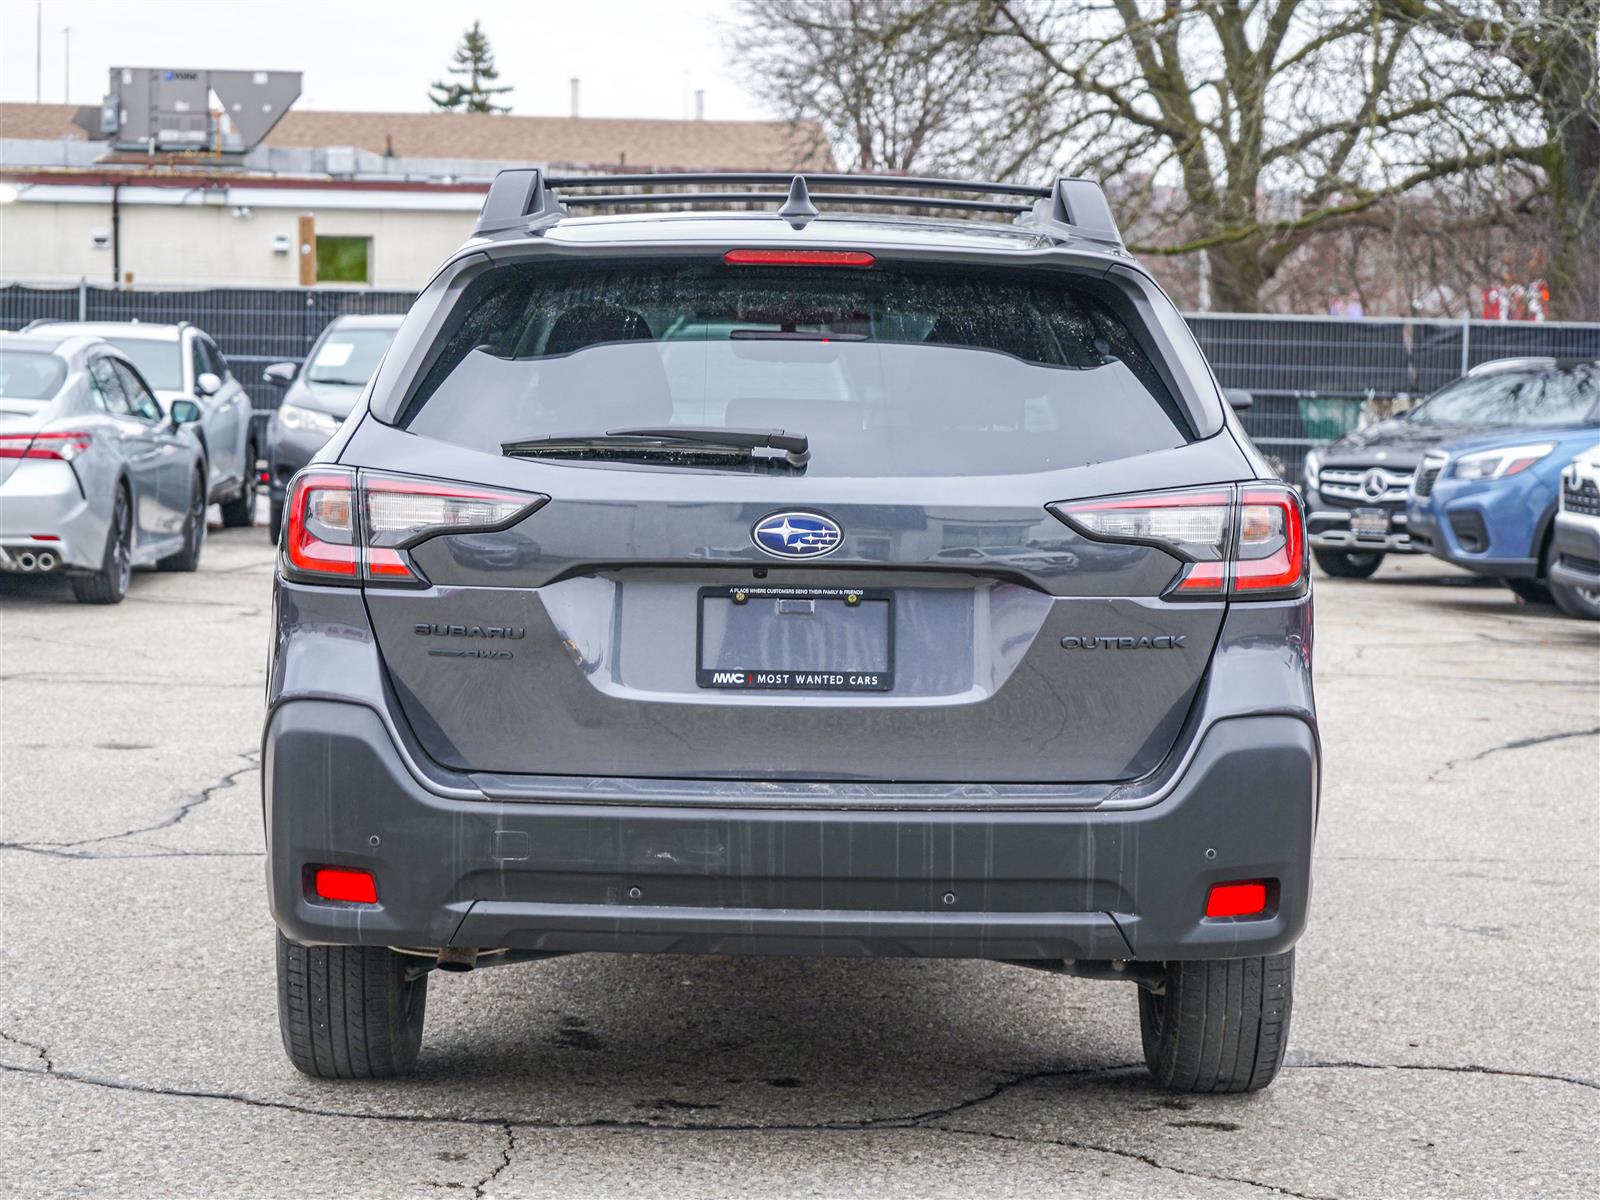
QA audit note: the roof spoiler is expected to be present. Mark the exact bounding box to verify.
[473,169,1123,247]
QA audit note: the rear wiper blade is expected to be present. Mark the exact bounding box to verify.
[503,426,810,467]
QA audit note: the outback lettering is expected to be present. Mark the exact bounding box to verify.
[1060,635,1187,649]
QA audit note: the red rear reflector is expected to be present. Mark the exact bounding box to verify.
[1206,880,1268,918]
[312,867,377,904]
[723,249,876,267]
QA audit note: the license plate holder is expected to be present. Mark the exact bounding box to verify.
[696,586,894,691]
[1351,508,1390,539]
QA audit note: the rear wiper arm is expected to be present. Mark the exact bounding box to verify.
[503,426,810,467]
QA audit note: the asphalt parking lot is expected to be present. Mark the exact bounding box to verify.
[1,523,1596,1199]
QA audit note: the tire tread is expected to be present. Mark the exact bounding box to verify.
[275,932,426,1079]
[1140,950,1293,1093]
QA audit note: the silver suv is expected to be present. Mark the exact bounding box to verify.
[263,172,1318,1092]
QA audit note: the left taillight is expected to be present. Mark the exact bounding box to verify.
[280,467,545,585]
[1050,482,1307,601]
[0,431,93,462]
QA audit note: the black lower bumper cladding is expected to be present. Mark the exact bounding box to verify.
[265,701,1317,963]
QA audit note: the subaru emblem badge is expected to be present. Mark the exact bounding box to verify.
[752,511,843,559]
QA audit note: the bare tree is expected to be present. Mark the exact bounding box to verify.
[982,0,1562,311]
[726,0,1046,174]
[1382,0,1599,318]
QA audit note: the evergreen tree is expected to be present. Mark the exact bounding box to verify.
[429,21,513,113]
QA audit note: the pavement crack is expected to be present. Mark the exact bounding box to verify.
[1,751,259,859]
[1427,724,1600,783]
[1288,1059,1600,1091]
[0,1029,55,1075]
[472,1123,516,1198]
[926,1125,1333,1199]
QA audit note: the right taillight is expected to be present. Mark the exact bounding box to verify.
[1050,482,1307,601]
[280,467,546,585]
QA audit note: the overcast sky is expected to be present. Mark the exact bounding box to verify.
[0,0,768,121]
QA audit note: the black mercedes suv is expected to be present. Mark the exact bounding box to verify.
[265,171,1318,1092]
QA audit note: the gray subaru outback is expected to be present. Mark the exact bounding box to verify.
[264,172,1317,1092]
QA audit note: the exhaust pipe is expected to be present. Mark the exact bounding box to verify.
[435,947,479,973]
[17,552,37,571]
[35,551,56,571]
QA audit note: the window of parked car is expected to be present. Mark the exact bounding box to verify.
[192,336,217,383]
[105,337,183,391]
[88,358,131,415]
[400,261,1191,477]
[0,351,66,402]
[1408,366,1598,427]
[111,360,163,421]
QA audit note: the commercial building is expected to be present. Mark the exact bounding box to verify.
[0,102,831,289]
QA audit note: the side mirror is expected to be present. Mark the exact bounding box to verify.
[195,371,223,397]
[169,398,203,427]
[1224,388,1253,412]
[262,362,298,387]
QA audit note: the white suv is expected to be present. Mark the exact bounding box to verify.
[25,321,257,526]
[1550,444,1600,620]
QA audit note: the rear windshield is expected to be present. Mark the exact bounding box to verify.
[401,262,1190,476]
[105,338,182,391]
[1409,365,1598,427]
[0,351,67,402]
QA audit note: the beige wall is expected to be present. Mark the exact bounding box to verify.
[0,200,477,289]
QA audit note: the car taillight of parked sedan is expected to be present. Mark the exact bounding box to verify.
[0,431,93,461]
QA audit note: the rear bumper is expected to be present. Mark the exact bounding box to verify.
[0,460,105,571]
[264,700,1318,963]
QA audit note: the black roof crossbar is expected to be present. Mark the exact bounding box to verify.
[560,191,1035,215]
[473,169,1123,247]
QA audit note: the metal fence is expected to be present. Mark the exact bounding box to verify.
[5,281,1598,484]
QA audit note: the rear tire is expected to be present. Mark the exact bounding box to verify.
[276,932,428,1079]
[267,497,283,544]
[1138,951,1294,1093]
[220,440,257,527]
[1545,539,1600,620]
[1312,548,1383,579]
[157,469,206,572]
[71,484,133,604]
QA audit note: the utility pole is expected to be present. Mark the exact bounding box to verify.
[63,27,70,103]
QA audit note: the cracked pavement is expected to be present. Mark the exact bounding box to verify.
[1,531,1596,1198]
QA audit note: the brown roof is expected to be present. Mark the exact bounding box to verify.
[0,102,833,173]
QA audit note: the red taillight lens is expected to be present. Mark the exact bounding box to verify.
[284,468,359,580]
[311,867,378,905]
[1050,482,1307,601]
[723,249,876,267]
[280,467,546,585]
[1205,880,1269,918]
[0,431,93,461]
[1233,487,1307,597]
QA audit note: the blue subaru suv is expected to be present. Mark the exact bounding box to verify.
[1407,364,1600,617]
